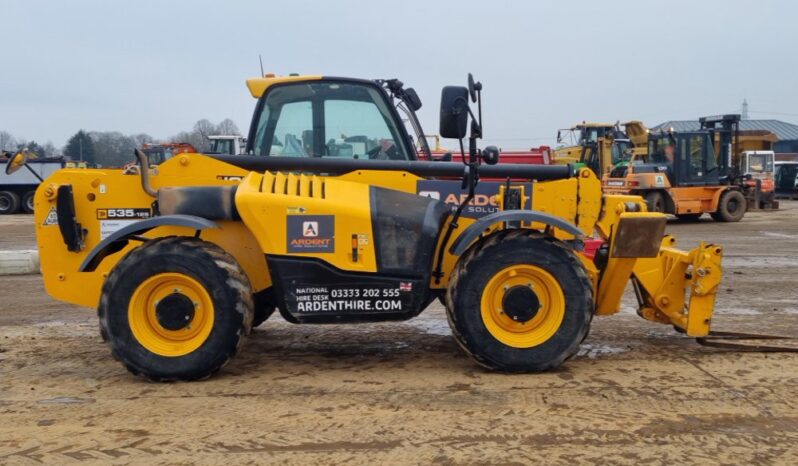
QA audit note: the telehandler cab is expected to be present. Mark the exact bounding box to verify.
[17,74,794,381]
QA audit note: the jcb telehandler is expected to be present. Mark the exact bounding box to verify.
[14,74,793,381]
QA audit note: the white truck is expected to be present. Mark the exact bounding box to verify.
[208,135,246,155]
[1,153,65,214]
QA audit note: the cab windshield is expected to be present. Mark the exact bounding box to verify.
[611,140,633,165]
[250,81,413,160]
[648,137,676,164]
[143,148,172,165]
[580,126,609,143]
[210,139,234,155]
[747,153,773,174]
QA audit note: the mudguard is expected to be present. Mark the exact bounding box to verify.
[79,214,218,272]
[448,210,584,256]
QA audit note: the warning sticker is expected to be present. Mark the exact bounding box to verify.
[100,219,138,240]
[42,207,58,226]
[287,215,335,253]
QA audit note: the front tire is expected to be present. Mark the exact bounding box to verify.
[99,236,254,381]
[711,190,746,222]
[446,231,593,372]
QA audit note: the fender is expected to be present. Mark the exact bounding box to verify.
[79,214,219,272]
[448,210,584,256]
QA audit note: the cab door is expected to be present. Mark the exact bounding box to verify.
[677,134,718,186]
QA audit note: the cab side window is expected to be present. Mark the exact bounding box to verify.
[270,101,313,156]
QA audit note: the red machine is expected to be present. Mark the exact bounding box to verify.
[141,143,197,165]
[420,145,552,165]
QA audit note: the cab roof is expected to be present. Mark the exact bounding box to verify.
[573,122,615,129]
[245,74,323,98]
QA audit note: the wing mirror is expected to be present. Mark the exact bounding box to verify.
[439,86,469,139]
[404,87,422,111]
[5,150,29,175]
[467,73,481,103]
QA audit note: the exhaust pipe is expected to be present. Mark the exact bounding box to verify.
[134,149,158,198]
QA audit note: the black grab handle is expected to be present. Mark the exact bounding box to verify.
[209,154,573,181]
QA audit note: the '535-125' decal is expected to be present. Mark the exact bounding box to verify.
[96,208,152,220]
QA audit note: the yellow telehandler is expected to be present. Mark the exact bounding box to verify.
[11,73,794,381]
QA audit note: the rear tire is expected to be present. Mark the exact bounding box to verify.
[99,236,254,381]
[21,191,35,214]
[446,230,593,372]
[644,191,665,213]
[0,191,20,215]
[710,190,746,222]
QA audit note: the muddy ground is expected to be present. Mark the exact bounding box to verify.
[1,204,797,465]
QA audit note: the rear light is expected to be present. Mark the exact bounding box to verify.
[627,180,639,187]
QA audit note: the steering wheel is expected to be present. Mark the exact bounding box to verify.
[366,144,399,160]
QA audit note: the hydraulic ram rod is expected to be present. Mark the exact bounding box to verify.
[209,154,573,181]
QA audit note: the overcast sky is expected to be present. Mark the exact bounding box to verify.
[2,0,797,149]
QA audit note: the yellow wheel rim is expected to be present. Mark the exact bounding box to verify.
[128,273,214,357]
[480,264,565,348]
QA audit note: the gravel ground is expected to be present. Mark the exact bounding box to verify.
[1,203,797,465]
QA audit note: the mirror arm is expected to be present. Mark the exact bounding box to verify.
[477,88,483,136]
[432,164,476,285]
[466,107,482,139]
[24,163,44,182]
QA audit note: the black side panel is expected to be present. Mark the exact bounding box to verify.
[370,186,449,276]
[267,255,429,323]
[157,186,239,220]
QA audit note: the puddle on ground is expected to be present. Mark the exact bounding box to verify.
[38,396,95,405]
[723,256,798,268]
[576,343,629,359]
[405,319,452,336]
[760,231,798,239]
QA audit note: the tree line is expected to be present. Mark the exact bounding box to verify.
[1,118,240,167]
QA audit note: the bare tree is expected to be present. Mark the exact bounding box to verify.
[0,131,16,151]
[193,119,216,138]
[89,132,157,167]
[131,133,155,147]
[217,118,240,136]
[42,141,59,157]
